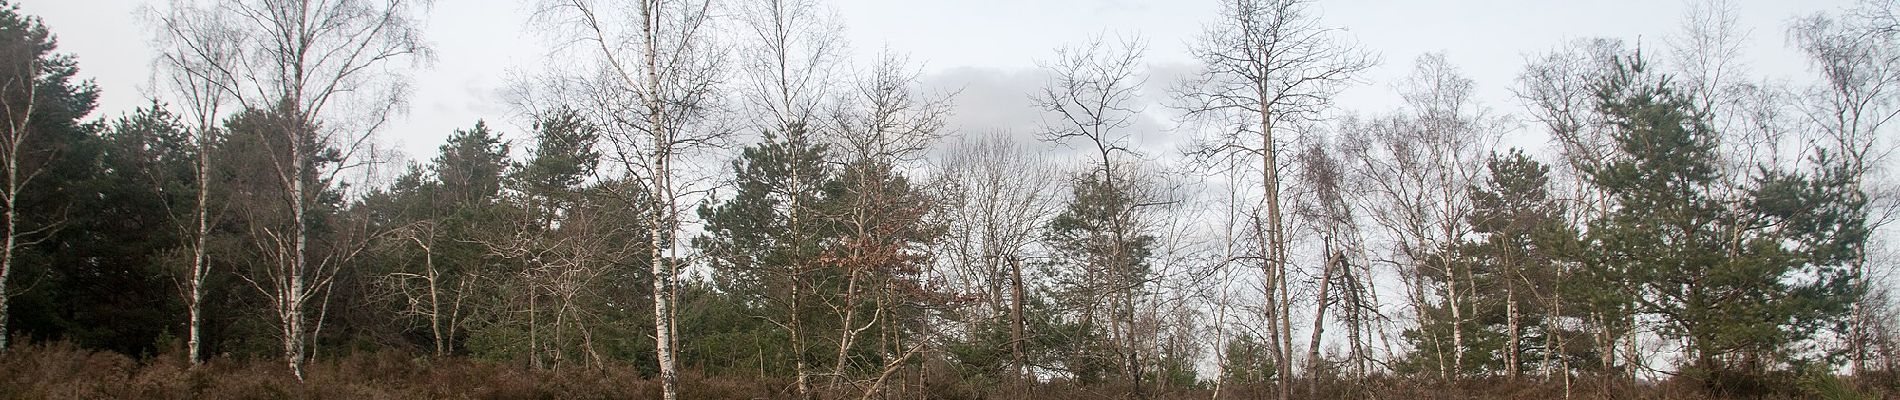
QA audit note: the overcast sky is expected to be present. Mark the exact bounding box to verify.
[19,0,1857,164]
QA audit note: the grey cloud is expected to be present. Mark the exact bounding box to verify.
[920,64,1189,172]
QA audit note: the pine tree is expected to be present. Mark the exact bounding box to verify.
[1461,149,1574,377]
[695,124,834,387]
[0,0,99,352]
[1585,54,1857,390]
[1044,166,1157,384]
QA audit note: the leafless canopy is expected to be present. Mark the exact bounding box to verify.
[1175,0,1375,165]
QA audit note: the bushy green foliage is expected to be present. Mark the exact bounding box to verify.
[1584,54,1859,389]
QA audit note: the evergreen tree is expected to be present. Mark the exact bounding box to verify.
[13,104,193,356]
[0,0,100,352]
[355,121,511,355]
[1043,166,1157,383]
[694,124,834,380]
[1585,54,1857,389]
[1460,149,1578,377]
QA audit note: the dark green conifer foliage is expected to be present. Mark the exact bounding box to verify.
[1043,168,1156,384]
[1585,54,1858,389]
[693,124,833,377]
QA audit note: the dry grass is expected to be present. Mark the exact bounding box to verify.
[1,342,1893,399]
[0,341,780,399]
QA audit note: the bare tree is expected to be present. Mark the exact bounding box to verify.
[735,0,843,131]
[1032,33,1155,395]
[150,0,240,367]
[1292,137,1371,394]
[935,132,1055,381]
[732,1,844,394]
[1668,0,1751,120]
[145,0,429,379]
[1174,0,1373,397]
[478,183,644,371]
[1344,53,1497,380]
[816,50,950,398]
[1792,5,1900,373]
[532,0,726,397]
[384,221,473,357]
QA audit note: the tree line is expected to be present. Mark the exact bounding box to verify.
[1,0,1898,398]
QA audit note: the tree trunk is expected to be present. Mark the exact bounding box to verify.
[831,256,868,390]
[530,280,542,370]
[1506,281,1520,379]
[1259,97,1291,400]
[640,0,679,397]
[188,135,211,366]
[284,110,309,381]
[0,60,37,354]
[1010,256,1027,381]
[1443,255,1464,379]
[1541,294,1556,381]
[1850,245,1868,373]
[1210,274,1231,400]
[1410,261,1444,378]
[792,267,810,398]
[788,132,811,399]
[0,154,15,353]
[425,241,443,356]
[648,173,677,400]
[1307,249,1338,398]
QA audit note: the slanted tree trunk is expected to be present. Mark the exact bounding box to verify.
[1307,249,1338,398]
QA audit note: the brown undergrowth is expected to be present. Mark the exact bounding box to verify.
[0,341,776,399]
[1,342,1894,399]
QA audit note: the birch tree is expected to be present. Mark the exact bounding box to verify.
[149,0,429,379]
[1174,1,1372,396]
[151,0,238,365]
[1792,5,1900,373]
[0,1,96,352]
[533,1,726,397]
[936,133,1055,381]
[733,1,843,394]
[1343,53,1496,379]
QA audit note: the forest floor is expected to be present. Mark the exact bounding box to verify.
[0,341,1893,399]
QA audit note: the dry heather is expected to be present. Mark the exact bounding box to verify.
[1,342,1893,399]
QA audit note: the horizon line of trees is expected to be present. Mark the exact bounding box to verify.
[2,0,1900,398]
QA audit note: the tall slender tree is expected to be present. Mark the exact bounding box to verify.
[0,0,97,352]
[1791,5,1900,373]
[149,0,429,379]
[151,0,238,366]
[1176,1,1373,396]
[534,0,726,397]
[1033,33,1154,395]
